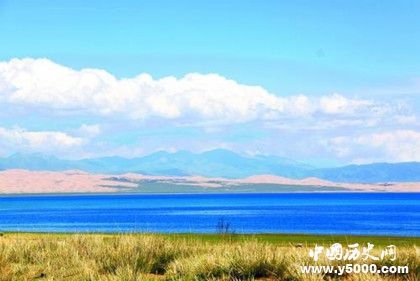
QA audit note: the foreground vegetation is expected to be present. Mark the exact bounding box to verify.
[0,233,418,280]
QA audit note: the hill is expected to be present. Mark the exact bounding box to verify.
[0,150,419,183]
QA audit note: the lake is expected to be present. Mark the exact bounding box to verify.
[0,193,419,236]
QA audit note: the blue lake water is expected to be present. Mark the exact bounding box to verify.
[0,193,419,236]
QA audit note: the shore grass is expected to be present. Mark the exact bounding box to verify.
[0,233,418,280]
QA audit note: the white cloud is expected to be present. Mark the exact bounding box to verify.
[77,124,101,138]
[1,58,418,163]
[0,127,83,153]
[319,93,372,114]
[0,58,384,123]
[327,130,420,162]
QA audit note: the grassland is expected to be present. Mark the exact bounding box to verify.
[0,233,418,280]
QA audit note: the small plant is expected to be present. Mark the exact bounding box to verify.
[216,218,235,235]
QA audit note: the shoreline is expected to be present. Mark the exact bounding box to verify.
[1,191,420,196]
[3,231,419,238]
[2,232,419,245]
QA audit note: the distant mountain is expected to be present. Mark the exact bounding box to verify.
[313,162,420,183]
[1,153,74,171]
[0,150,419,183]
[81,149,312,178]
[0,150,313,178]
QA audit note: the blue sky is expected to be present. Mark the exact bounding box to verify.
[2,0,420,94]
[0,0,419,165]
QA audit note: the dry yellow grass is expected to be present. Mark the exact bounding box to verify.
[0,233,418,280]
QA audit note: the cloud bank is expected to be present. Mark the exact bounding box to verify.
[0,127,83,154]
[0,58,381,123]
[0,58,418,163]
[327,130,420,163]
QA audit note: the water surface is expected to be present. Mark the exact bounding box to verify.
[0,193,418,236]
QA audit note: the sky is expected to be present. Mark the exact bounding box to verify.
[0,0,419,166]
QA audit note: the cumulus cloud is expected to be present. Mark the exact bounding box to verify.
[0,127,83,153]
[1,58,418,163]
[327,130,420,162]
[0,58,383,123]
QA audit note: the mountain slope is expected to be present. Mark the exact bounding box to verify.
[0,150,419,183]
[313,162,420,183]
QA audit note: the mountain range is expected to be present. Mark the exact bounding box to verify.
[0,149,419,183]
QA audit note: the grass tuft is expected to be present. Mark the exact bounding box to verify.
[0,233,417,280]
